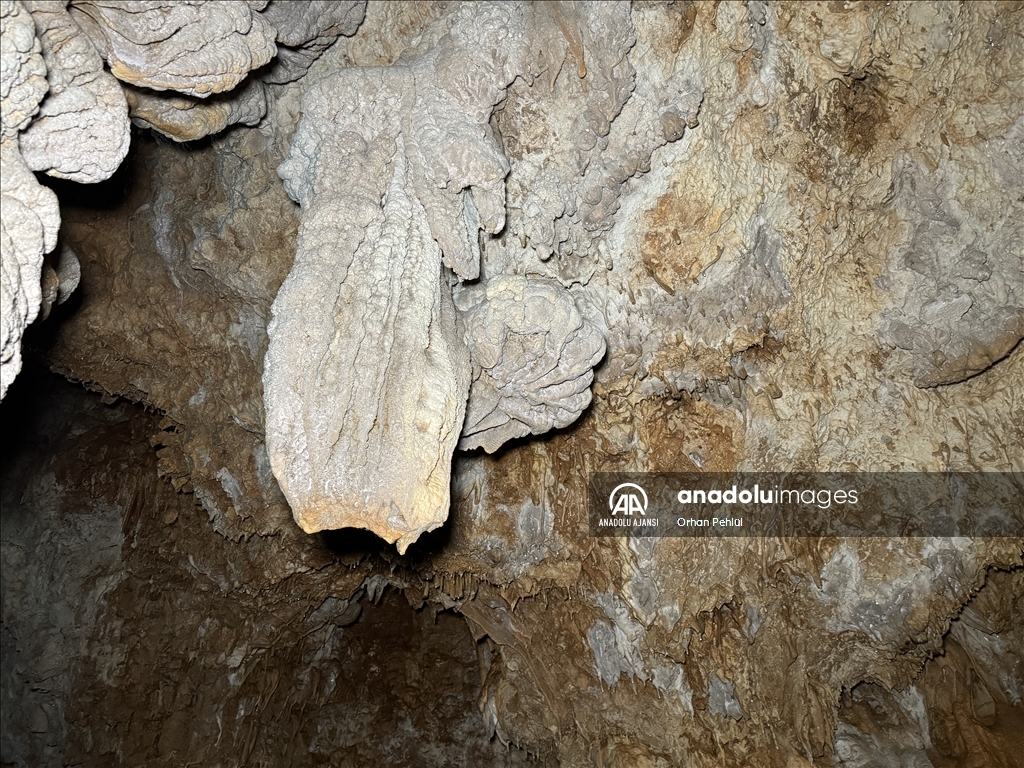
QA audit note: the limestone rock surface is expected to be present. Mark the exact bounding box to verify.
[1,0,60,399]
[67,0,277,97]
[267,115,471,550]
[878,152,1024,387]
[2,0,369,401]
[457,274,606,453]
[1,370,529,768]
[259,0,365,84]
[18,0,130,182]
[122,75,267,141]
[266,3,545,549]
[3,2,1022,767]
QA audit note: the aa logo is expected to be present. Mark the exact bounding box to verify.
[608,483,648,516]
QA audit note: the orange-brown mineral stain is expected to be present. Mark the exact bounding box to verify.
[641,182,727,294]
[638,394,743,474]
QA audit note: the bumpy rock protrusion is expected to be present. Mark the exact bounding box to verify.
[457,275,606,453]
[265,4,546,549]
[19,0,130,182]
[266,63,478,552]
[1,0,60,399]
[267,123,470,551]
[258,0,365,85]
[67,0,277,97]
[122,76,267,142]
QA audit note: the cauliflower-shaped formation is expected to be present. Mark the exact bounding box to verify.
[457,274,605,453]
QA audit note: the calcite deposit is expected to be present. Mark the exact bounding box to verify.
[259,0,366,84]
[1,0,366,398]
[266,2,614,547]
[67,0,277,97]
[18,0,129,183]
[456,274,606,453]
[1,2,1022,767]
[1,0,60,399]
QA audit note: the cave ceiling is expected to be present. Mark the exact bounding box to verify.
[1,1,1022,766]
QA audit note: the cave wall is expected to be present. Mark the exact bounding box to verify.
[0,368,532,767]
[1,1,1023,767]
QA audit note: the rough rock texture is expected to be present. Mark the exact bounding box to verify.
[18,0,129,182]
[878,151,1024,388]
[67,0,277,97]
[122,75,268,142]
[40,124,298,542]
[0,367,533,767]
[268,119,471,550]
[266,2,540,548]
[0,0,60,399]
[65,0,277,143]
[0,0,367,402]
[0,0,369,399]
[113,1,368,141]
[2,2,1023,767]
[259,0,366,85]
[457,274,606,453]
[36,241,78,321]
